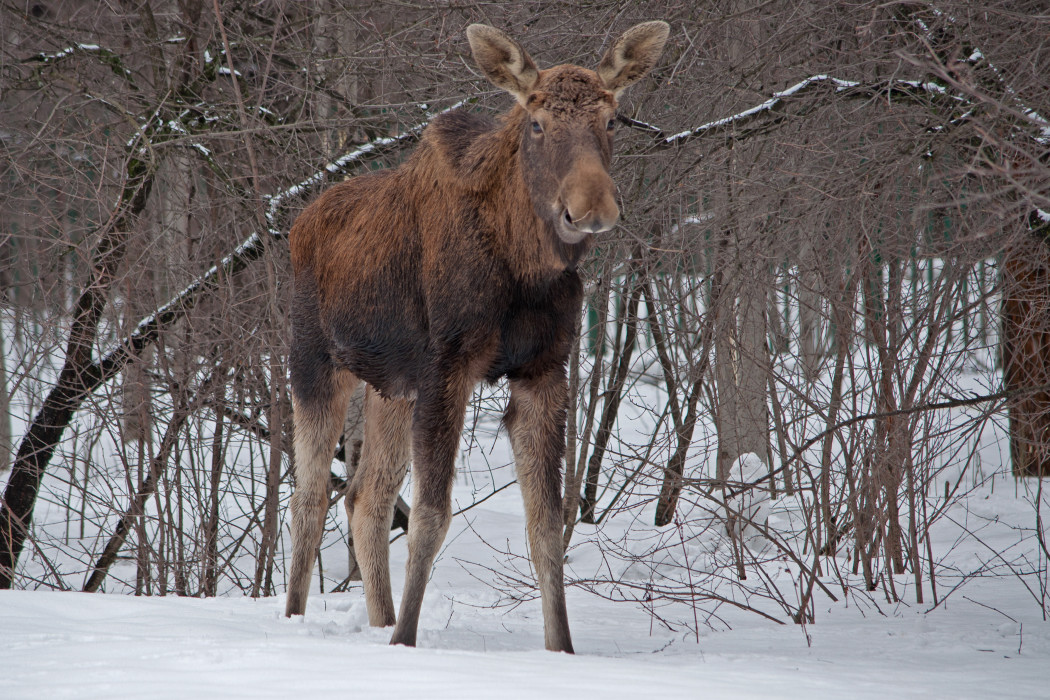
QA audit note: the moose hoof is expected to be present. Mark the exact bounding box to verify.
[389,627,417,648]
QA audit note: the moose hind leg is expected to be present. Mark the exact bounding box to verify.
[505,373,574,653]
[285,367,358,617]
[346,386,413,627]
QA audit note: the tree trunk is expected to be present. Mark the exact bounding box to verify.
[712,247,772,561]
[564,275,611,543]
[798,249,825,382]
[84,403,192,592]
[651,279,715,526]
[203,383,225,597]
[0,157,155,588]
[580,272,645,524]
[1002,221,1050,477]
[253,354,285,597]
[714,265,772,484]
[0,326,10,474]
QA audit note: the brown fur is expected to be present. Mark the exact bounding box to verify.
[284,22,668,653]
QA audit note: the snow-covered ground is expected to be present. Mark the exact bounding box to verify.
[4,460,1048,699]
[2,580,1045,700]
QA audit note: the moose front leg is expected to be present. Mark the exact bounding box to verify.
[389,368,472,648]
[505,370,574,653]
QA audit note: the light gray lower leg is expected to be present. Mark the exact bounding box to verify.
[285,373,357,617]
[507,375,574,653]
[346,388,413,627]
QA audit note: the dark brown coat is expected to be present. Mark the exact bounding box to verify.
[284,21,669,653]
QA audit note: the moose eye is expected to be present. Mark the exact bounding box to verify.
[607,118,616,131]
[531,120,543,135]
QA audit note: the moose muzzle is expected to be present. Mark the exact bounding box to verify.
[556,160,619,243]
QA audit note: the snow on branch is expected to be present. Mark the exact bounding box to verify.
[102,101,464,371]
[262,100,465,235]
[914,8,1050,145]
[25,42,135,84]
[654,74,965,147]
[909,9,1050,225]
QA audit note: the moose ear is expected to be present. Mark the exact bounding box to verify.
[596,21,670,97]
[466,24,540,106]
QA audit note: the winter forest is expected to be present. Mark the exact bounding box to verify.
[2,1,1049,697]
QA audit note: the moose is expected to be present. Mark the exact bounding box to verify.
[284,21,669,653]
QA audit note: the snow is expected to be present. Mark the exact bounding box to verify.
[2,564,1046,699]
[3,447,1048,698]
[725,453,770,541]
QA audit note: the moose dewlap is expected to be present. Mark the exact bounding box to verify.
[285,21,669,653]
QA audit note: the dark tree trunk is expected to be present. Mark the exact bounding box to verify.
[83,402,193,593]
[0,159,155,588]
[1002,218,1050,478]
[579,274,645,524]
